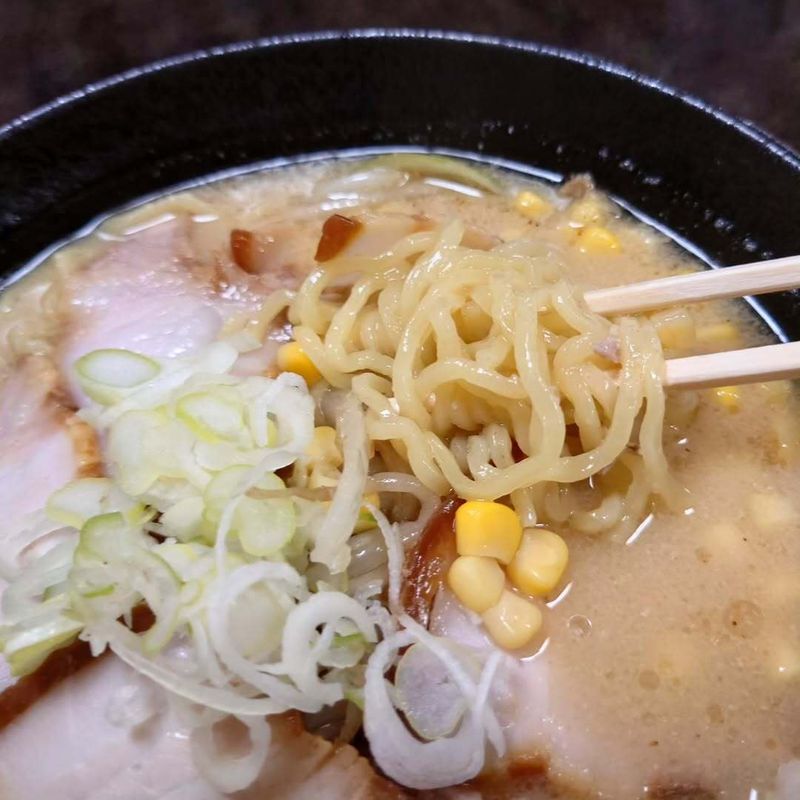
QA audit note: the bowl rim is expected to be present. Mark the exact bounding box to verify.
[2,27,800,170]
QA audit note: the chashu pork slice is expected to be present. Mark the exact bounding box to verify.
[0,356,101,694]
[56,216,290,405]
[0,356,99,565]
[0,653,401,800]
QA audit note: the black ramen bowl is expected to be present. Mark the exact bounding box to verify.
[1,30,800,337]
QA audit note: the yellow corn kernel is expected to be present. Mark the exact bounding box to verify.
[568,197,604,225]
[696,322,740,346]
[354,493,381,533]
[455,501,523,565]
[482,590,543,650]
[514,191,552,221]
[447,555,505,613]
[650,308,696,350]
[747,491,798,530]
[577,225,620,253]
[711,385,740,411]
[276,341,322,386]
[507,528,569,597]
[306,426,342,466]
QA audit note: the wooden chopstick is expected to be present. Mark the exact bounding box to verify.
[584,255,800,316]
[664,341,800,389]
[583,256,800,389]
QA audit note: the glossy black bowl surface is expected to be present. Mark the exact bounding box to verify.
[1,31,799,336]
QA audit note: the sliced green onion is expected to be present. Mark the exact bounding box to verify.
[204,466,295,556]
[393,642,468,741]
[2,615,83,676]
[75,349,160,405]
[74,512,131,561]
[176,390,245,443]
[46,477,141,529]
[323,631,367,668]
[160,497,206,542]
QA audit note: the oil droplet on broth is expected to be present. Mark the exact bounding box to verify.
[638,670,661,691]
[724,600,764,639]
[568,614,593,639]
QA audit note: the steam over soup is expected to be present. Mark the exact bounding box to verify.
[0,155,797,800]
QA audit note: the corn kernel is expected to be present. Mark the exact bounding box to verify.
[650,308,696,350]
[747,491,797,530]
[455,501,523,565]
[711,385,740,411]
[507,528,569,597]
[577,225,620,253]
[568,197,604,225]
[514,191,553,221]
[482,590,543,650]
[307,426,342,466]
[276,341,322,386]
[447,555,505,613]
[696,322,740,346]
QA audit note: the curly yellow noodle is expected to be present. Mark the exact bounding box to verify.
[278,219,684,537]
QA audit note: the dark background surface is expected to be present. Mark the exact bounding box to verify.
[2,0,800,150]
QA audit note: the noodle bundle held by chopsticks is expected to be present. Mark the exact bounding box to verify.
[271,219,682,539]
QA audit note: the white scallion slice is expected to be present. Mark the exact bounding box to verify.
[363,630,496,791]
[204,466,295,557]
[2,615,83,676]
[74,512,132,561]
[394,642,468,741]
[129,549,181,653]
[321,631,366,669]
[227,584,286,661]
[176,390,245,443]
[46,477,140,530]
[107,409,206,496]
[194,441,262,472]
[75,349,160,404]
[160,497,206,542]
